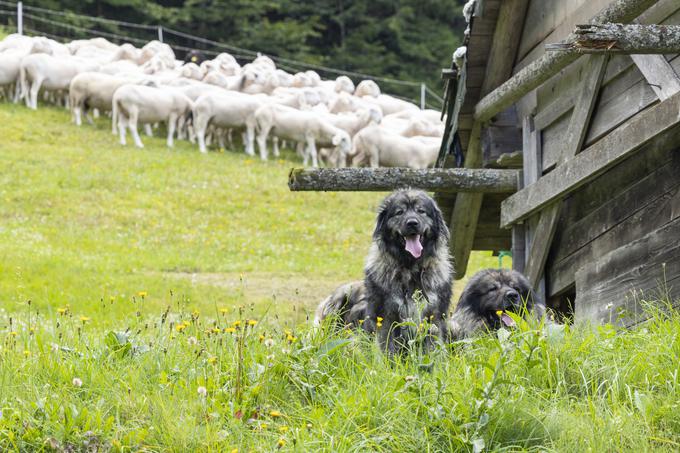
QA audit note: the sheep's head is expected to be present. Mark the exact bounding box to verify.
[332,132,352,156]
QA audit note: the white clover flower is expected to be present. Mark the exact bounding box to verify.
[187,336,198,345]
[72,378,83,387]
[197,386,207,397]
[264,338,275,348]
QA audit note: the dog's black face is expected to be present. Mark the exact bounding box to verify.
[373,190,447,261]
[457,269,538,330]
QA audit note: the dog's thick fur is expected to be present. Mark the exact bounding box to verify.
[361,189,453,353]
[448,268,546,340]
[314,281,366,329]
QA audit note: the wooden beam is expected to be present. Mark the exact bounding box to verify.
[523,55,608,287]
[448,0,529,278]
[546,24,680,54]
[631,54,680,101]
[474,0,659,123]
[501,90,680,228]
[287,167,519,193]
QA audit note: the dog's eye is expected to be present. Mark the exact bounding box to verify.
[417,208,426,214]
[394,209,404,216]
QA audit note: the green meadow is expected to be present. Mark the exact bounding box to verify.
[0,103,678,452]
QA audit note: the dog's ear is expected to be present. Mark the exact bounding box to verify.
[428,197,449,241]
[373,203,389,239]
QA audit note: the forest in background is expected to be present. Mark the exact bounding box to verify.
[1,0,466,102]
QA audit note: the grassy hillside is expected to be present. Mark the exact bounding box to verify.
[0,103,496,325]
[0,105,679,451]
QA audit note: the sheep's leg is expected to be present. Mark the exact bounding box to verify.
[217,129,226,149]
[307,138,319,168]
[29,79,42,110]
[128,108,144,148]
[227,129,234,148]
[93,108,100,119]
[256,127,269,161]
[295,142,304,157]
[245,122,255,156]
[118,113,127,146]
[144,124,153,137]
[273,137,280,157]
[167,114,177,148]
[177,115,187,140]
[85,108,95,125]
[73,105,82,126]
[369,145,380,168]
[194,114,209,153]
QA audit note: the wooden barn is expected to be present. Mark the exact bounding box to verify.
[290,0,680,326]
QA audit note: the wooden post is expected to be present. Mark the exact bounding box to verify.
[287,167,519,193]
[17,2,23,35]
[545,24,680,54]
[447,0,529,278]
[474,0,658,123]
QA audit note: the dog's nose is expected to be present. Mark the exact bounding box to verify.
[504,289,520,304]
[406,218,420,228]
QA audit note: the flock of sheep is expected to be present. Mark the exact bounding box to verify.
[0,34,445,168]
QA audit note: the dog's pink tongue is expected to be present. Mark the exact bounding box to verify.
[404,235,423,258]
[501,313,516,327]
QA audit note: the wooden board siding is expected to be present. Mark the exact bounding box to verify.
[575,215,680,326]
[546,129,680,296]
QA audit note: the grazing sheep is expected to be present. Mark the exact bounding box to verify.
[351,124,438,169]
[254,103,352,166]
[0,50,23,102]
[20,53,101,109]
[113,84,193,148]
[354,79,380,97]
[69,72,141,131]
[192,91,266,154]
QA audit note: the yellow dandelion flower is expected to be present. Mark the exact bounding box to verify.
[247,319,258,327]
[208,357,217,364]
[277,438,286,448]
[192,310,200,318]
[23,350,30,357]
[219,308,229,314]
[278,426,289,433]
[9,331,17,336]
[232,320,242,327]
[230,449,238,453]
[110,296,115,302]
[358,319,364,325]
[259,334,265,342]
[260,423,268,430]
[212,327,221,334]
[270,410,283,418]
[224,327,236,334]
[137,291,148,298]
[175,324,187,332]
[57,308,67,315]
[377,317,383,322]
[376,320,383,328]
[79,316,91,323]
[495,310,503,316]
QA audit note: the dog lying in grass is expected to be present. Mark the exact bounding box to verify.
[447,268,546,340]
[316,189,453,354]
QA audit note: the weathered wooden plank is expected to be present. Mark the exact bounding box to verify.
[523,55,608,287]
[287,167,519,193]
[550,170,680,296]
[546,23,680,54]
[575,216,680,326]
[553,150,680,265]
[511,226,526,273]
[533,4,680,133]
[631,54,680,100]
[474,0,658,123]
[500,91,680,228]
[516,0,680,71]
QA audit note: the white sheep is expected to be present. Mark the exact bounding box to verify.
[192,91,266,154]
[354,79,380,97]
[113,84,193,148]
[69,72,141,131]
[254,103,352,166]
[351,124,438,169]
[20,53,101,109]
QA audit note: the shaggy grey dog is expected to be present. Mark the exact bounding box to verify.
[360,189,453,354]
[448,268,546,340]
[315,190,453,354]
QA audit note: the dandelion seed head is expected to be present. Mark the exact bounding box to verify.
[72,378,83,387]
